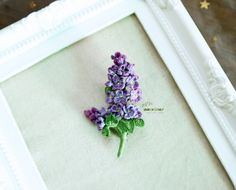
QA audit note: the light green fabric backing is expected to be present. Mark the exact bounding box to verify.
[0,15,233,190]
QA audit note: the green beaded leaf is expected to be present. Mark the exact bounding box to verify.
[102,126,111,137]
[105,114,119,128]
[117,119,130,134]
[134,118,145,127]
[105,86,112,93]
[102,115,144,139]
[128,119,135,133]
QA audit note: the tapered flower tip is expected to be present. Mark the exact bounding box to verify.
[111,52,121,59]
[111,52,127,66]
[91,107,97,112]
[84,110,91,117]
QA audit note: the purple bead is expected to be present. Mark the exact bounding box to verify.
[130,89,142,103]
[113,90,127,104]
[106,91,114,104]
[84,110,91,117]
[112,52,127,66]
[95,117,105,130]
[123,63,135,76]
[108,104,124,118]
[112,74,120,84]
[117,64,126,75]
[113,80,125,90]
[133,81,139,89]
[115,52,121,57]
[105,81,112,87]
[99,107,107,117]
[108,65,118,74]
[123,105,137,119]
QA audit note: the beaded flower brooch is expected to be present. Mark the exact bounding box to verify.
[84,52,144,157]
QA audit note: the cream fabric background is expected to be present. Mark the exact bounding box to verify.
[0,15,233,190]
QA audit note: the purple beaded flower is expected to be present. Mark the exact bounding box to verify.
[84,107,107,130]
[84,52,144,157]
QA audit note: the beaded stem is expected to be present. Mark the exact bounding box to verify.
[117,133,127,158]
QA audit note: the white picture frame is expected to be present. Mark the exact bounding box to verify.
[0,0,235,189]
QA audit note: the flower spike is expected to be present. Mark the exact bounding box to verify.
[84,52,144,157]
